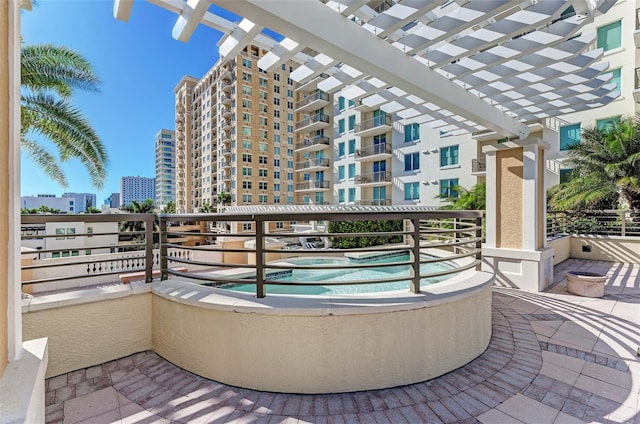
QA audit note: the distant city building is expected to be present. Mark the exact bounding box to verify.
[154,129,176,208]
[120,176,155,207]
[106,193,120,208]
[62,192,96,213]
[21,195,74,213]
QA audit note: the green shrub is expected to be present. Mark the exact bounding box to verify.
[328,219,403,249]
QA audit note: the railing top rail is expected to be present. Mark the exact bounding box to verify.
[21,213,156,224]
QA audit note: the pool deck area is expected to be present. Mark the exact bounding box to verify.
[44,259,639,424]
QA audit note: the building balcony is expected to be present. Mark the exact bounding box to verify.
[354,115,392,137]
[220,69,232,81]
[294,158,331,172]
[355,171,392,186]
[220,173,231,182]
[355,143,392,161]
[222,108,232,119]
[221,160,231,169]
[352,99,376,113]
[295,135,331,153]
[295,114,330,132]
[355,198,392,206]
[221,147,232,156]
[471,158,486,175]
[221,82,233,93]
[222,122,232,133]
[294,180,331,192]
[295,91,330,113]
[634,67,640,103]
[221,95,233,105]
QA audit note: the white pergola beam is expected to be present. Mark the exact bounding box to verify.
[113,0,134,22]
[172,0,211,42]
[213,0,530,138]
[218,18,263,60]
[258,38,303,71]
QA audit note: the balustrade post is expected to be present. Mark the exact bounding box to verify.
[410,218,421,293]
[476,216,483,270]
[160,217,168,280]
[256,218,265,298]
[145,215,154,283]
[620,209,626,237]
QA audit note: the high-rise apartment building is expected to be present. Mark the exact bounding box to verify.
[62,192,96,213]
[120,176,155,207]
[174,45,299,216]
[154,129,176,208]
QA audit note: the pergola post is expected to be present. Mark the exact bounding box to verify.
[482,138,554,292]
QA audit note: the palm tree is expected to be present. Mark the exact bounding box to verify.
[21,43,107,188]
[439,183,486,210]
[549,115,640,210]
[216,192,232,206]
[198,201,215,213]
[161,201,176,214]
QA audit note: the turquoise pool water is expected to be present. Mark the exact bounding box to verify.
[217,254,455,295]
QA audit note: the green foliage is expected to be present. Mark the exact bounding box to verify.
[198,201,216,213]
[439,183,486,210]
[549,114,640,210]
[328,220,403,249]
[161,201,176,214]
[21,205,61,214]
[216,192,232,206]
[119,199,157,233]
[85,206,101,214]
[21,43,107,188]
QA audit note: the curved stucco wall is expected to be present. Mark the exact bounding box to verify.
[23,290,152,377]
[152,271,493,394]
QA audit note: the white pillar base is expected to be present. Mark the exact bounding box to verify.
[482,246,554,292]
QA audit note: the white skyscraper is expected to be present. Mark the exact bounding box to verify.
[120,176,155,207]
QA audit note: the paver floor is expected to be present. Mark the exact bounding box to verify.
[45,259,640,423]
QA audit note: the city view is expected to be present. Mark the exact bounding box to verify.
[2,1,640,423]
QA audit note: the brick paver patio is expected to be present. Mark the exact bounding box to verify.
[44,259,639,423]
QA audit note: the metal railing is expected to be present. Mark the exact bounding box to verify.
[295,135,330,150]
[355,143,391,158]
[471,159,486,173]
[295,180,331,190]
[295,158,330,170]
[295,91,329,109]
[355,199,392,206]
[355,171,392,184]
[547,210,640,238]
[354,115,392,133]
[159,207,483,298]
[295,114,330,130]
[635,67,640,90]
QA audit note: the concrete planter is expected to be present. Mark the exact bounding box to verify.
[565,271,607,298]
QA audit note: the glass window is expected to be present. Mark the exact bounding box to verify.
[404,182,420,200]
[596,116,621,132]
[348,163,356,179]
[404,152,420,171]
[440,145,459,167]
[337,189,345,203]
[348,115,356,131]
[348,139,356,155]
[560,169,573,184]
[242,58,252,68]
[338,142,345,157]
[440,178,459,198]
[404,123,420,142]
[338,165,345,180]
[338,119,345,134]
[597,20,621,52]
[609,68,621,92]
[338,96,345,111]
[348,188,355,202]
[559,123,581,150]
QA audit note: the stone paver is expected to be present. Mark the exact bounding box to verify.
[45,259,640,423]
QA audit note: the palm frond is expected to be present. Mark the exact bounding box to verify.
[21,93,107,188]
[21,44,100,98]
[21,137,68,187]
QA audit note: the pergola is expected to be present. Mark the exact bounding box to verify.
[114,0,619,139]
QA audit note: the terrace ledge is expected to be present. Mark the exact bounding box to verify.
[152,268,494,316]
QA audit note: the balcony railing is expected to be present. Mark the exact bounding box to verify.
[547,210,640,239]
[295,114,330,130]
[354,115,392,133]
[295,135,330,150]
[472,159,486,173]
[355,199,392,206]
[295,158,330,171]
[355,171,392,184]
[159,207,483,297]
[295,180,330,190]
[295,91,329,109]
[356,143,391,158]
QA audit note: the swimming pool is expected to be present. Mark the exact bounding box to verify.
[216,253,456,295]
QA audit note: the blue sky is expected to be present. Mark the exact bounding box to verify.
[20,0,230,203]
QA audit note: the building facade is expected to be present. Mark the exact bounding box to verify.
[62,192,96,213]
[20,195,74,213]
[119,176,155,207]
[174,45,299,216]
[154,129,176,208]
